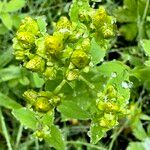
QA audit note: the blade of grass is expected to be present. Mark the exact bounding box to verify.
[15,124,23,149]
[0,108,12,150]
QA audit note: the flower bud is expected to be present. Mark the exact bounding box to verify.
[100,113,118,128]
[18,17,39,35]
[78,10,91,24]
[34,97,52,113]
[51,95,61,106]
[101,25,114,38]
[71,50,90,69]
[55,16,71,31]
[106,85,117,100]
[23,90,37,104]
[66,69,79,81]
[92,7,107,28]
[25,55,45,72]
[44,67,57,80]
[16,32,35,49]
[45,35,64,56]
[14,50,25,60]
[81,38,91,52]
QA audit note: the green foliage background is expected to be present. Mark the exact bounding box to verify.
[0,0,150,150]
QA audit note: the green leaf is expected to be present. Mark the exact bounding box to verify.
[89,121,106,144]
[90,38,106,65]
[19,76,30,86]
[58,101,90,120]
[36,16,47,33]
[99,61,130,100]
[99,61,129,76]
[127,142,145,150]
[132,67,150,82]
[5,0,25,12]
[41,112,54,126]
[145,60,150,67]
[12,108,38,130]
[114,0,150,23]
[0,48,13,68]
[0,92,21,109]
[127,138,150,150]
[0,66,21,83]
[69,0,90,22]
[132,120,148,140]
[0,13,12,30]
[0,23,8,35]
[30,73,44,88]
[12,15,22,28]
[0,2,4,12]
[114,0,137,23]
[141,39,150,57]
[119,23,137,41]
[46,125,66,150]
[140,114,150,121]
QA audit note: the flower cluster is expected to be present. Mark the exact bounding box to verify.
[13,6,116,114]
[23,90,60,113]
[96,85,127,129]
[13,6,115,82]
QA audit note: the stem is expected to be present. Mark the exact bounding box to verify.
[15,124,23,149]
[35,139,39,150]
[0,108,12,150]
[137,0,150,41]
[79,75,95,89]
[53,79,66,94]
[108,121,128,150]
[66,141,106,150]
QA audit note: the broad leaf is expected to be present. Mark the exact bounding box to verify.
[12,107,38,130]
[0,13,12,30]
[132,120,148,140]
[99,61,130,100]
[46,125,66,150]
[0,92,21,109]
[0,48,13,68]
[5,0,26,12]
[58,101,90,120]
[0,66,21,83]
[0,23,8,35]
[90,38,106,65]
[30,73,44,88]
[119,23,137,41]
[127,138,150,150]
[89,121,106,144]
[69,0,90,22]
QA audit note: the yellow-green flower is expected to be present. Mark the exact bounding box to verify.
[45,35,64,56]
[71,50,90,69]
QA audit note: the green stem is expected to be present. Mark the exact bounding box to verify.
[79,75,95,89]
[137,0,150,41]
[35,139,39,150]
[53,79,66,94]
[0,108,12,150]
[66,141,106,150]
[108,121,128,150]
[15,124,23,149]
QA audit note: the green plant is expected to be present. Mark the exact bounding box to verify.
[0,0,26,34]
[0,0,149,150]
[9,0,133,149]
